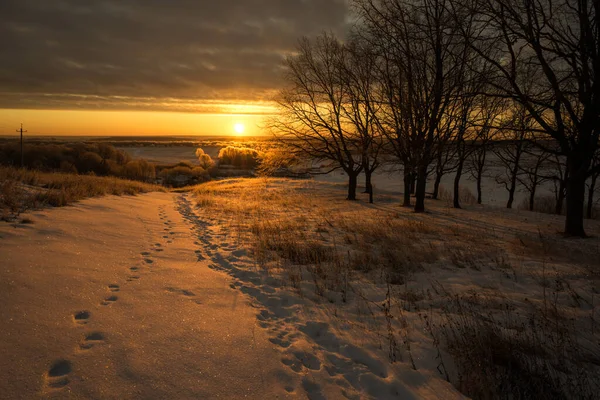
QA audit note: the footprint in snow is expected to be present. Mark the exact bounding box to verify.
[269,336,292,348]
[281,357,303,373]
[45,360,72,389]
[165,287,202,304]
[165,287,196,297]
[293,351,321,371]
[73,311,90,325]
[302,378,326,400]
[101,295,118,306]
[79,332,105,351]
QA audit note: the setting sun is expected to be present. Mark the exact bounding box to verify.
[234,123,245,134]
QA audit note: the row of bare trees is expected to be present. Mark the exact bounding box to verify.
[272,0,599,237]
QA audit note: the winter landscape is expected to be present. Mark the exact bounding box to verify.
[1,0,600,399]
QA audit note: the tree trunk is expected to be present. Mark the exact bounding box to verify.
[507,183,516,208]
[556,167,568,215]
[556,180,566,215]
[529,186,536,211]
[403,169,412,207]
[476,165,483,205]
[587,175,597,219]
[506,158,520,209]
[365,171,373,196]
[432,151,443,200]
[432,172,442,200]
[564,155,588,237]
[365,170,374,204]
[476,151,486,205]
[414,164,428,213]
[410,174,417,195]
[453,158,464,209]
[347,172,358,201]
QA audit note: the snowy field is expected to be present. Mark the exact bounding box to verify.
[119,144,593,209]
[116,146,221,165]
[1,176,598,398]
[0,192,292,399]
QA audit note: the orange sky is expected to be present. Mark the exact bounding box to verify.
[0,108,274,137]
[0,1,348,138]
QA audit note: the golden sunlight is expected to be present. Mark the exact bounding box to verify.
[0,109,268,136]
[234,123,245,135]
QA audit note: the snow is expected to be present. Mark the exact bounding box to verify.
[0,193,291,399]
[1,178,598,399]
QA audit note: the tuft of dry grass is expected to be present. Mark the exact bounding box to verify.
[0,166,164,219]
[435,289,599,400]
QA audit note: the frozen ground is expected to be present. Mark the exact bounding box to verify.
[119,144,597,209]
[116,146,220,165]
[0,189,461,399]
[2,178,598,399]
[189,178,600,398]
[0,193,293,399]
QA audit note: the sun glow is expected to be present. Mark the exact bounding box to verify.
[0,109,269,136]
[234,123,245,135]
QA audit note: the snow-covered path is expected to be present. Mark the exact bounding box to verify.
[0,192,292,399]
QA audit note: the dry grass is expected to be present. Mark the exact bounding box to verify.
[192,178,443,283]
[434,286,599,399]
[438,185,478,206]
[0,166,163,220]
[190,178,524,281]
[518,195,599,220]
[190,177,600,399]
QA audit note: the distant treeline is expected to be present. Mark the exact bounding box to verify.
[0,137,270,149]
[0,143,156,182]
[0,142,293,188]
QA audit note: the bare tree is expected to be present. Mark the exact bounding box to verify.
[340,36,385,203]
[432,142,458,200]
[464,0,600,236]
[371,42,416,207]
[447,58,493,209]
[517,148,551,211]
[270,34,363,200]
[467,96,504,204]
[544,153,568,215]
[356,0,472,212]
[493,103,532,209]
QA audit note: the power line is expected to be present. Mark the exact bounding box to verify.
[16,123,27,168]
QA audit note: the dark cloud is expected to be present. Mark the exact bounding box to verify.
[0,0,349,112]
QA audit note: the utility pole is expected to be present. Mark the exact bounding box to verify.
[16,123,27,168]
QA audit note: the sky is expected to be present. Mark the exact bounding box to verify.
[0,0,349,136]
